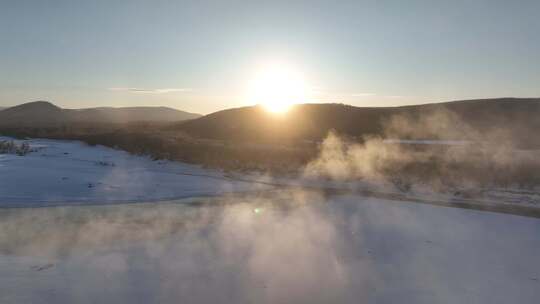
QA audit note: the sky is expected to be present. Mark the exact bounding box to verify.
[1,0,539,114]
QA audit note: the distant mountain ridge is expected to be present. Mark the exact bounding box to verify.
[175,97,540,147]
[0,101,201,125]
[3,98,539,148]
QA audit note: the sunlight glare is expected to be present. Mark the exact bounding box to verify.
[247,65,309,113]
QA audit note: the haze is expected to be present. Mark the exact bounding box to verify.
[1,0,540,114]
[2,2,540,303]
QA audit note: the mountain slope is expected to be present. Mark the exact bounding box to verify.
[0,101,68,125]
[69,106,201,123]
[0,101,201,125]
[176,98,540,146]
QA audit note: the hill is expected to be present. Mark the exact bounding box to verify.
[175,98,540,147]
[69,106,200,123]
[0,101,201,126]
[0,101,68,125]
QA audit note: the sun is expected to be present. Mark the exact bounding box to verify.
[247,65,309,113]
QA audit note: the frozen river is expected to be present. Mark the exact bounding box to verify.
[1,192,539,304]
[1,137,539,303]
[0,137,269,207]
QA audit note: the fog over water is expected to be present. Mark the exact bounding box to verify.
[304,107,540,190]
[1,190,539,304]
[1,107,539,303]
[1,0,539,302]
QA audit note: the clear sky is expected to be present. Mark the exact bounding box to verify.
[1,0,539,114]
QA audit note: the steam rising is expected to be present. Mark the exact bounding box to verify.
[2,190,540,303]
[304,108,540,190]
[1,107,539,303]
[0,192,377,303]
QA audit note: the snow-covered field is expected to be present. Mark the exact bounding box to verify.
[1,193,539,304]
[1,137,539,303]
[1,137,538,212]
[0,137,269,207]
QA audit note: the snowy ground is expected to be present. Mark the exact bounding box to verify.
[1,137,538,213]
[1,138,539,303]
[0,137,270,207]
[0,193,539,304]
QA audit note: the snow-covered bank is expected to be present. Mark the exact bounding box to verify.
[2,137,539,216]
[1,193,539,303]
[0,137,269,207]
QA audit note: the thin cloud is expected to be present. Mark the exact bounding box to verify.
[350,93,376,97]
[350,93,406,99]
[108,87,192,94]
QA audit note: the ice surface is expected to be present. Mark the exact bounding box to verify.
[1,137,539,303]
[0,137,269,207]
[0,194,539,303]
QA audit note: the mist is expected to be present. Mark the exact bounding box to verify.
[1,107,539,303]
[0,191,371,303]
[1,189,539,303]
[304,108,540,191]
